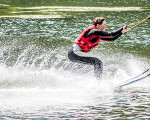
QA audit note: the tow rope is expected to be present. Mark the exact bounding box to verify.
[127,16,150,32]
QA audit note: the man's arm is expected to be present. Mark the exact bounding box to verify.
[91,27,123,41]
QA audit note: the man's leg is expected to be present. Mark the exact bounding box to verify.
[68,46,103,79]
[94,58,103,79]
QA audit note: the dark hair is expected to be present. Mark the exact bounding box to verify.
[93,17,105,26]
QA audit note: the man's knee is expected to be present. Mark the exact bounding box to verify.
[94,57,103,66]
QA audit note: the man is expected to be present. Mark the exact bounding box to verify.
[68,17,128,79]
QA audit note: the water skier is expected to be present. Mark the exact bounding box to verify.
[68,17,128,79]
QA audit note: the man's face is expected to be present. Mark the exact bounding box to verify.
[97,20,106,31]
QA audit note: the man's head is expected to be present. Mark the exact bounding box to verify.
[93,17,106,31]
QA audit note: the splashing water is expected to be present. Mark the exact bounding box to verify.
[0,38,149,117]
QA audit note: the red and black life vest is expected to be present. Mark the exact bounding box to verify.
[74,25,101,53]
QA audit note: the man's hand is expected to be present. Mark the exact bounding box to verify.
[122,25,128,33]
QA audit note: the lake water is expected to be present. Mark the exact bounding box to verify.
[0,0,150,119]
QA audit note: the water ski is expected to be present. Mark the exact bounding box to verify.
[117,69,150,88]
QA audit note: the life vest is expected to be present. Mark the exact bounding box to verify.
[74,25,101,53]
